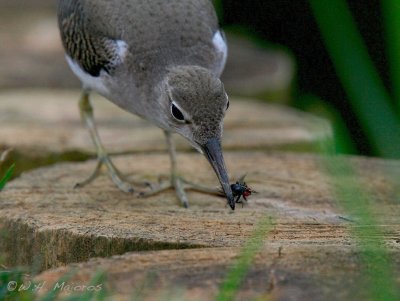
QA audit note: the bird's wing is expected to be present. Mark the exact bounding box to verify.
[57,1,127,77]
[212,28,228,77]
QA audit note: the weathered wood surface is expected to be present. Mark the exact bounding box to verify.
[34,246,400,301]
[222,36,294,102]
[0,91,399,299]
[2,2,399,300]
[1,151,399,272]
[0,90,330,177]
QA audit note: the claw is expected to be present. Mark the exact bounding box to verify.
[73,155,136,193]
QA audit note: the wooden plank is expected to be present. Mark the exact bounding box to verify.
[33,246,400,301]
[0,90,330,177]
[0,152,399,272]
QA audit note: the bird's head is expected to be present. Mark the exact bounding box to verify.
[158,65,234,209]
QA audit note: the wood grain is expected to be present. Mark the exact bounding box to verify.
[1,152,399,272]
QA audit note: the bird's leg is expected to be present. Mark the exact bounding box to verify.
[140,131,224,207]
[150,131,189,208]
[138,131,189,206]
[75,91,134,193]
[165,130,189,207]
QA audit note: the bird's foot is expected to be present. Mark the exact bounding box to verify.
[74,155,150,193]
[139,175,224,208]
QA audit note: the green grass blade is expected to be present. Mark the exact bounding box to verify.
[382,0,400,114]
[0,164,15,191]
[316,132,399,300]
[309,0,400,158]
[0,269,34,301]
[37,269,80,301]
[57,271,107,301]
[321,155,398,301]
[215,218,272,301]
[296,94,357,154]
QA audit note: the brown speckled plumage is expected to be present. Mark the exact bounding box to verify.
[58,0,222,78]
[58,1,120,76]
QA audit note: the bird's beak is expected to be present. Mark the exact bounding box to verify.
[202,138,235,210]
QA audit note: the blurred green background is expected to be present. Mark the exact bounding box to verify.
[216,0,400,158]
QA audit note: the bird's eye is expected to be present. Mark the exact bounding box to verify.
[171,102,185,122]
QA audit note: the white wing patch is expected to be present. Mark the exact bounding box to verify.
[115,40,129,60]
[65,39,128,96]
[66,55,110,96]
[212,30,228,76]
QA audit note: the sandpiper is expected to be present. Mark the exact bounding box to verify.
[57,0,234,209]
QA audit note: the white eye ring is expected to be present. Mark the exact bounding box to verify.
[225,92,230,110]
[170,101,185,122]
